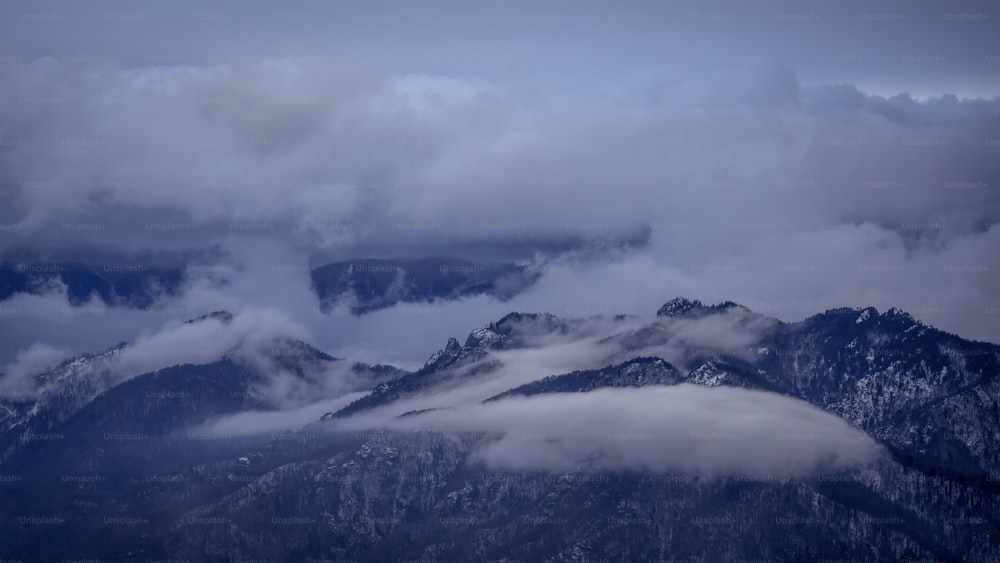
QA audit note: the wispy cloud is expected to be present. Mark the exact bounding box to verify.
[337,384,885,478]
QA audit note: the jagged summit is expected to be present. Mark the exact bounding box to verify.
[817,305,921,327]
[656,297,752,318]
[465,324,505,349]
[883,306,917,324]
[656,297,701,317]
[423,337,471,369]
[494,311,559,325]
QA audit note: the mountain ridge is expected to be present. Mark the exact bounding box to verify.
[1,298,997,561]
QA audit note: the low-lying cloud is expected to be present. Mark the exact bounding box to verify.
[196,392,367,438]
[0,296,314,397]
[341,384,885,478]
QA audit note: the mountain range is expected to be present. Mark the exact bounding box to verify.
[0,257,539,315]
[0,297,997,562]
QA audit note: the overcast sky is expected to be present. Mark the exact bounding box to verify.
[0,0,998,363]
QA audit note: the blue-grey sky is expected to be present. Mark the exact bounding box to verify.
[2,0,999,95]
[0,0,998,364]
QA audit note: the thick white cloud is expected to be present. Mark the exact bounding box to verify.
[338,384,885,478]
[0,284,313,396]
[507,221,1000,342]
[186,307,883,477]
[113,305,309,379]
[0,56,997,363]
[3,58,997,245]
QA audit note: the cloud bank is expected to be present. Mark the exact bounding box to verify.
[0,55,997,367]
[342,384,885,478]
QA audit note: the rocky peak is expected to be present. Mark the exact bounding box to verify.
[882,307,917,324]
[656,297,752,319]
[687,361,728,387]
[657,297,703,317]
[854,307,876,324]
[424,337,464,368]
[464,324,505,349]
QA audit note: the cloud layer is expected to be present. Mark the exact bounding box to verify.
[180,308,883,478]
[0,33,998,368]
[337,384,884,478]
